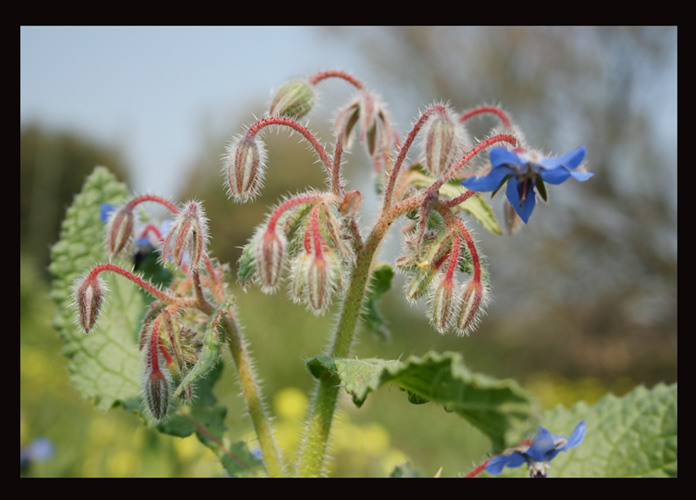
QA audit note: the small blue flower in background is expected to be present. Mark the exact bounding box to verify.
[20,437,55,473]
[461,146,592,223]
[485,421,586,478]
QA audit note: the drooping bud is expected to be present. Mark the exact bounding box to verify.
[162,201,209,270]
[428,236,461,334]
[73,272,107,333]
[429,275,459,334]
[143,364,171,422]
[290,205,342,314]
[105,205,136,258]
[456,279,488,336]
[224,134,267,202]
[335,89,391,170]
[255,226,287,293]
[142,316,172,421]
[422,105,466,177]
[269,79,315,119]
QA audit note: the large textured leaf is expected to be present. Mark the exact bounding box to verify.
[540,383,676,477]
[307,351,536,451]
[49,166,144,411]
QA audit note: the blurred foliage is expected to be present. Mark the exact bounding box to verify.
[20,123,131,279]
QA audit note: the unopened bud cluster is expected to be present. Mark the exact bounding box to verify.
[73,197,227,421]
[398,220,488,336]
[240,192,355,314]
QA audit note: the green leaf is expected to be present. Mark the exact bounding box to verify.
[491,383,677,478]
[158,362,265,477]
[360,262,395,341]
[307,351,536,451]
[49,166,145,411]
[407,167,502,235]
[546,383,677,478]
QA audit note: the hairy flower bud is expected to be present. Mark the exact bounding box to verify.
[456,279,488,336]
[142,317,172,421]
[429,275,458,334]
[422,106,465,177]
[143,364,171,422]
[292,250,341,314]
[73,273,107,333]
[105,205,135,258]
[290,206,343,314]
[269,79,315,119]
[162,201,209,269]
[224,134,267,202]
[255,227,287,293]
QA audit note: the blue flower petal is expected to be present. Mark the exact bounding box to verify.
[506,178,536,223]
[461,165,514,192]
[525,426,556,463]
[563,420,587,450]
[539,145,586,171]
[490,147,524,168]
[100,203,116,224]
[485,452,527,476]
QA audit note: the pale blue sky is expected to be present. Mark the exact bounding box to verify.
[20,26,376,196]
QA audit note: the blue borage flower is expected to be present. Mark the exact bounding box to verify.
[485,421,586,478]
[461,146,592,223]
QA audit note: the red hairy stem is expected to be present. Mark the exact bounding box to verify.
[246,116,334,178]
[267,192,327,233]
[459,105,512,129]
[426,133,520,196]
[87,263,199,307]
[382,104,448,211]
[438,208,481,283]
[307,70,364,89]
[126,193,179,215]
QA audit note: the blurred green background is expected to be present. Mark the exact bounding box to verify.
[20,27,677,477]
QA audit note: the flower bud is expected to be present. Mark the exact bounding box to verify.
[224,134,267,202]
[142,317,172,421]
[255,227,287,293]
[162,201,209,269]
[105,205,136,258]
[456,279,488,336]
[422,106,467,177]
[429,275,458,334]
[269,79,315,119]
[290,232,341,314]
[73,273,106,333]
[143,364,171,422]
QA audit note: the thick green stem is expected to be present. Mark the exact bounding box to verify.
[222,314,285,477]
[296,194,424,476]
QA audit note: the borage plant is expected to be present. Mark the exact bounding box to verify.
[52,70,600,477]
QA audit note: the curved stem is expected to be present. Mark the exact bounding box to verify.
[307,70,364,89]
[88,263,198,307]
[426,133,520,197]
[247,117,334,179]
[297,193,426,476]
[126,193,179,214]
[459,105,512,129]
[222,312,285,477]
[381,105,446,211]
